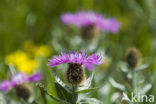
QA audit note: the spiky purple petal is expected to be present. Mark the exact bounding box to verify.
[48,51,103,70]
[28,73,43,82]
[11,73,29,86]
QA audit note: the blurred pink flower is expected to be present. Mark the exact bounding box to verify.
[0,73,42,93]
[61,12,121,33]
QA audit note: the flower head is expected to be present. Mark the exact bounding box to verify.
[61,12,121,33]
[0,73,42,93]
[126,48,142,69]
[15,84,32,101]
[48,51,103,70]
[0,80,12,93]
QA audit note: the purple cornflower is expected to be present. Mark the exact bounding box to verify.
[61,12,121,33]
[0,73,42,93]
[48,51,103,70]
[0,80,12,93]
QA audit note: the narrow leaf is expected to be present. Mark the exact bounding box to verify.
[78,98,103,104]
[76,87,99,94]
[36,83,69,103]
[78,73,94,91]
[55,82,75,103]
[109,78,125,91]
[53,72,71,91]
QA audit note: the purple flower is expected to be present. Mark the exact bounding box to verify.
[11,73,29,86]
[48,51,103,70]
[28,73,43,82]
[0,73,42,93]
[0,81,12,93]
[61,12,121,33]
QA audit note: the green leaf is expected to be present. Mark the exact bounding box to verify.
[0,93,7,104]
[78,73,94,91]
[53,72,71,91]
[109,78,125,91]
[37,83,59,102]
[55,82,75,103]
[136,64,149,71]
[37,83,69,104]
[19,98,28,104]
[40,57,56,96]
[77,98,103,104]
[76,87,99,94]
[40,57,57,104]
[141,83,152,94]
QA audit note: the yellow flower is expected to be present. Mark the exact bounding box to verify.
[6,50,29,65]
[6,50,37,74]
[35,45,51,57]
[17,60,37,74]
[5,40,52,74]
[24,40,52,58]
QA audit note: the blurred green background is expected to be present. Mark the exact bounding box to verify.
[0,0,156,57]
[0,0,156,103]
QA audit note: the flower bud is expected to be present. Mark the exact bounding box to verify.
[15,83,32,101]
[66,63,85,85]
[81,25,100,41]
[126,48,141,68]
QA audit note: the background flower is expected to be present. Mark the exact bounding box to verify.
[6,40,52,74]
[61,12,121,33]
[0,0,155,103]
[0,73,42,93]
[6,50,37,74]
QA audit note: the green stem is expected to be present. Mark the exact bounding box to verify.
[40,89,47,104]
[132,70,136,94]
[72,86,77,104]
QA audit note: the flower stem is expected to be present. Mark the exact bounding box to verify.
[39,86,47,104]
[132,69,136,94]
[72,85,77,104]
